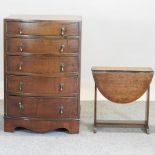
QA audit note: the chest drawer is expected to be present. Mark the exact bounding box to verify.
[7,75,78,95]
[7,56,79,74]
[6,38,79,54]
[6,96,78,119]
[6,22,79,36]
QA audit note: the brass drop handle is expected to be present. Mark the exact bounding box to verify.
[19,47,23,52]
[18,28,23,35]
[60,63,65,72]
[18,102,24,110]
[19,43,24,52]
[60,44,65,53]
[60,26,65,36]
[19,81,23,91]
[59,106,64,114]
[18,62,23,71]
[59,83,64,92]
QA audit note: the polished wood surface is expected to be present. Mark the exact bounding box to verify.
[5,15,82,21]
[7,56,79,74]
[4,15,81,133]
[6,22,79,36]
[92,67,153,103]
[6,96,78,119]
[92,67,153,72]
[6,38,79,54]
[7,75,78,94]
[4,118,79,133]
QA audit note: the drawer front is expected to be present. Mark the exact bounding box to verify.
[7,75,78,94]
[7,56,79,74]
[6,22,79,36]
[6,96,78,119]
[6,38,79,54]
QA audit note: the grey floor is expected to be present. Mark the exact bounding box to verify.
[0,100,155,155]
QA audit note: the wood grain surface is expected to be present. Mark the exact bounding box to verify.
[92,67,153,103]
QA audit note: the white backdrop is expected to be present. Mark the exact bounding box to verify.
[0,0,155,100]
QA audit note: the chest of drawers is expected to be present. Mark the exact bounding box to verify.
[4,15,81,133]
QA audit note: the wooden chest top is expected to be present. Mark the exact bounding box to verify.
[5,15,82,21]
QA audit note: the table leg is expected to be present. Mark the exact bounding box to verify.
[93,84,97,133]
[145,87,150,134]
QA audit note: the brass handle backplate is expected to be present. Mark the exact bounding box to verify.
[60,63,65,72]
[20,47,23,52]
[59,83,64,92]
[17,62,23,71]
[18,102,24,110]
[19,81,23,91]
[59,106,64,114]
[60,44,65,53]
[18,43,24,52]
[60,26,65,36]
[18,28,23,35]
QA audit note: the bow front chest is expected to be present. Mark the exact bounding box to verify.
[4,15,82,133]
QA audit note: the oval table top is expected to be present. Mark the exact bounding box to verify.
[92,67,154,103]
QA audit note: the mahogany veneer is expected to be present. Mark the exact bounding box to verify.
[4,15,82,133]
